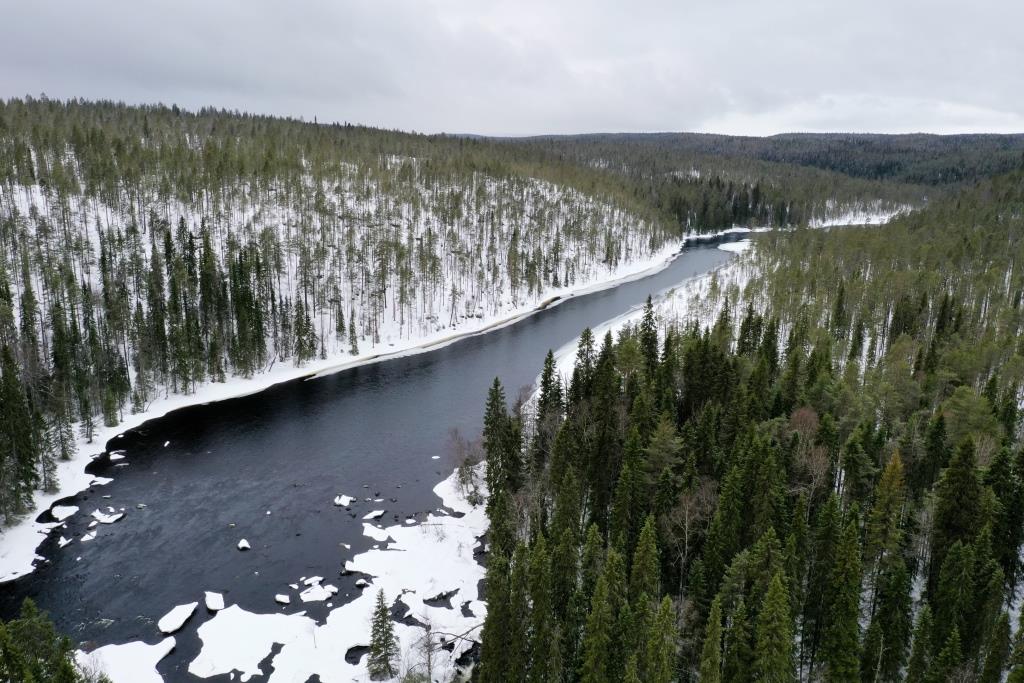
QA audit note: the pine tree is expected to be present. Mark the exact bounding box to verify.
[367,589,398,680]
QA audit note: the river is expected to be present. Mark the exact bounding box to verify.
[0,235,740,680]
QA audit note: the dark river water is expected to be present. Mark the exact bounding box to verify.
[0,236,740,680]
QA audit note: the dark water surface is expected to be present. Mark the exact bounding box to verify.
[0,237,739,680]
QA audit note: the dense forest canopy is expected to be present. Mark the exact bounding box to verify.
[509,131,1024,186]
[475,168,1024,682]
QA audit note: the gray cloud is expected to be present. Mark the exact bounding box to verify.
[1,0,1021,135]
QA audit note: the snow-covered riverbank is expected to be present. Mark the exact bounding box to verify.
[0,226,755,586]
[533,239,756,400]
[76,464,490,683]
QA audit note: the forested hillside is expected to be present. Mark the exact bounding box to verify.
[0,98,944,528]
[475,168,1024,681]
[0,98,683,523]
[512,132,1024,188]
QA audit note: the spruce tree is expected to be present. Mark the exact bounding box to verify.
[579,574,612,683]
[699,595,724,683]
[978,611,1010,683]
[821,518,862,682]
[753,572,794,682]
[905,605,933,683]
[367,589,398,680]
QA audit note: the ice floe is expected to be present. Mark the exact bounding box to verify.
[51,505,79,522]
[205,591,225,611]
[237,539,250,551]
[333,494,354,507]
[157,602,198,634]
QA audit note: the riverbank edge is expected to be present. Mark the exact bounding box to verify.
[0,226,758,584]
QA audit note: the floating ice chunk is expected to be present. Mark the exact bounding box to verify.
[51,505,78,522]
[58,536,72,548]
[158,602,198,634]
[109,453,125,461]
[333,495,354,506]
[205,591,225,611]
[237,539,250,551]
[404,518,416,525]
[288,583,298,590]
[80,530,97,542]
[91,477,113,486]
[299,583,338,603]
[163,441,170,447]
[431,455,440,460]
[76,637,175,683]
[362,510,385,520]
[303,576,323,586]
[91,509,124,524]
[275,594,290,605]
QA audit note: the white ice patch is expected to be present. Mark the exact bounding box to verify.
[362,524,391,543]
[51,505,79,522]
[333,495,354,507]
[91,509,124,524]
[362,510,385,520]
[275,594,290,605]
[76,637,175,683]
[205,592,225,611]
[237,539,250,551]
[158,602,198,634]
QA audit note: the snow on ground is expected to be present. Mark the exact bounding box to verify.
[808,203,910,228]
[76,638,176,683]
[531,238,756,408]
[0,221,693,586]
[178,464,488,683]
[73,231,765,682]
[157,602,198,634]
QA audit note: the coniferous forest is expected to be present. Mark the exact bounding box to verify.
[0,98,935,526]
[2,96,1024,682]
[476,168,1024,682]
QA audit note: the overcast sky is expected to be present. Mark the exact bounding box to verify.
[1,0,1021,136]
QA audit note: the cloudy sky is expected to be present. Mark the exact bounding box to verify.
[1,0,1021,136]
